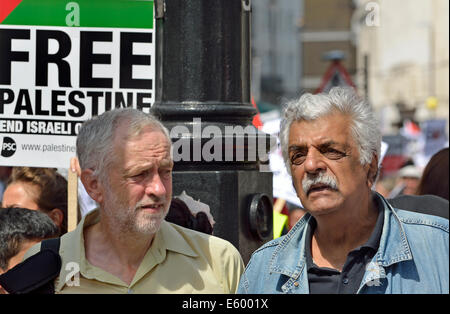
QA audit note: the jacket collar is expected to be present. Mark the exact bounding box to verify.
[268,193,413,279]
[268,214,311,279]
[373,194,413,267]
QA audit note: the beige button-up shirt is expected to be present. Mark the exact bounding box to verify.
[24,209,244,293]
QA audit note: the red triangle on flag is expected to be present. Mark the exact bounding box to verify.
[405,120,421,135]
[0,0,23,24]
[251,96,263,129]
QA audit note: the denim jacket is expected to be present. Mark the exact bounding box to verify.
[238,194,449,294]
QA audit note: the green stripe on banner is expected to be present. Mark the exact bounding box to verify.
[1,0,154,29]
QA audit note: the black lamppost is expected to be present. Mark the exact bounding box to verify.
[151,0,274,264]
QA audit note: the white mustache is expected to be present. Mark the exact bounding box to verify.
[302,172,338,195]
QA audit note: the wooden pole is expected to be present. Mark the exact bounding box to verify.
[67,169,78,232]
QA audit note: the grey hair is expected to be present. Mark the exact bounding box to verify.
[0,207,59,270]
[279,87,381,175]
[76,108,171,183]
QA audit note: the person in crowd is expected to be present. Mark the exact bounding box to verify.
[20,108,243,294]
[238,87,448,294]
[387,147,449,219]
[395,165,422,196]
[0,207,59,275]
[166,198,213,234]
[416,147,449,201]
[388,192,449,219]
[374,176,396,198]
[0,166,12,201]
[2,167,68,235]
[70,157,98,218]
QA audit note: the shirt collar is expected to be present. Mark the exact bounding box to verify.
[55,208,97,291]
[155,220,199,258]
[364,196,384,251]
[55,209,198,290]
[77,210,199,260]
[269,192,412,279]
[304,217,316,270]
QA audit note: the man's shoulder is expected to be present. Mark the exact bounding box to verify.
[164,222,244,293]
[165,220,227,244]
[163,221,242,259]
[394,208,449,233]
[250,236,285,258]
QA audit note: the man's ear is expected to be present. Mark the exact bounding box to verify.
[80,169,104,204]
[47,208,64,229]
[367,155,379,189]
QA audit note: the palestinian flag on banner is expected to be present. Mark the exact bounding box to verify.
[0,0,154,28]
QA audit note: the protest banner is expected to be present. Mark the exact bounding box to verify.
[0,0,155,168]
[1,0,155,230]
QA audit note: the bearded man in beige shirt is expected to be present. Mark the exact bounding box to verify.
[22,108,244,294]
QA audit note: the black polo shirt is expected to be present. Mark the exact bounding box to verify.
[305,204,384,294]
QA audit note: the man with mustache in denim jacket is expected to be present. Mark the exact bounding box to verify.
[238,87,448,294]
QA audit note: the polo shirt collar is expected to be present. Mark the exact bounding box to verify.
[55,209,95,291]
[129,221,198,287]
[153,220,199,258]
[365,195,385,251]
[56,209,198,290]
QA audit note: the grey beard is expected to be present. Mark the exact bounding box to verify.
[103,186,168,235]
